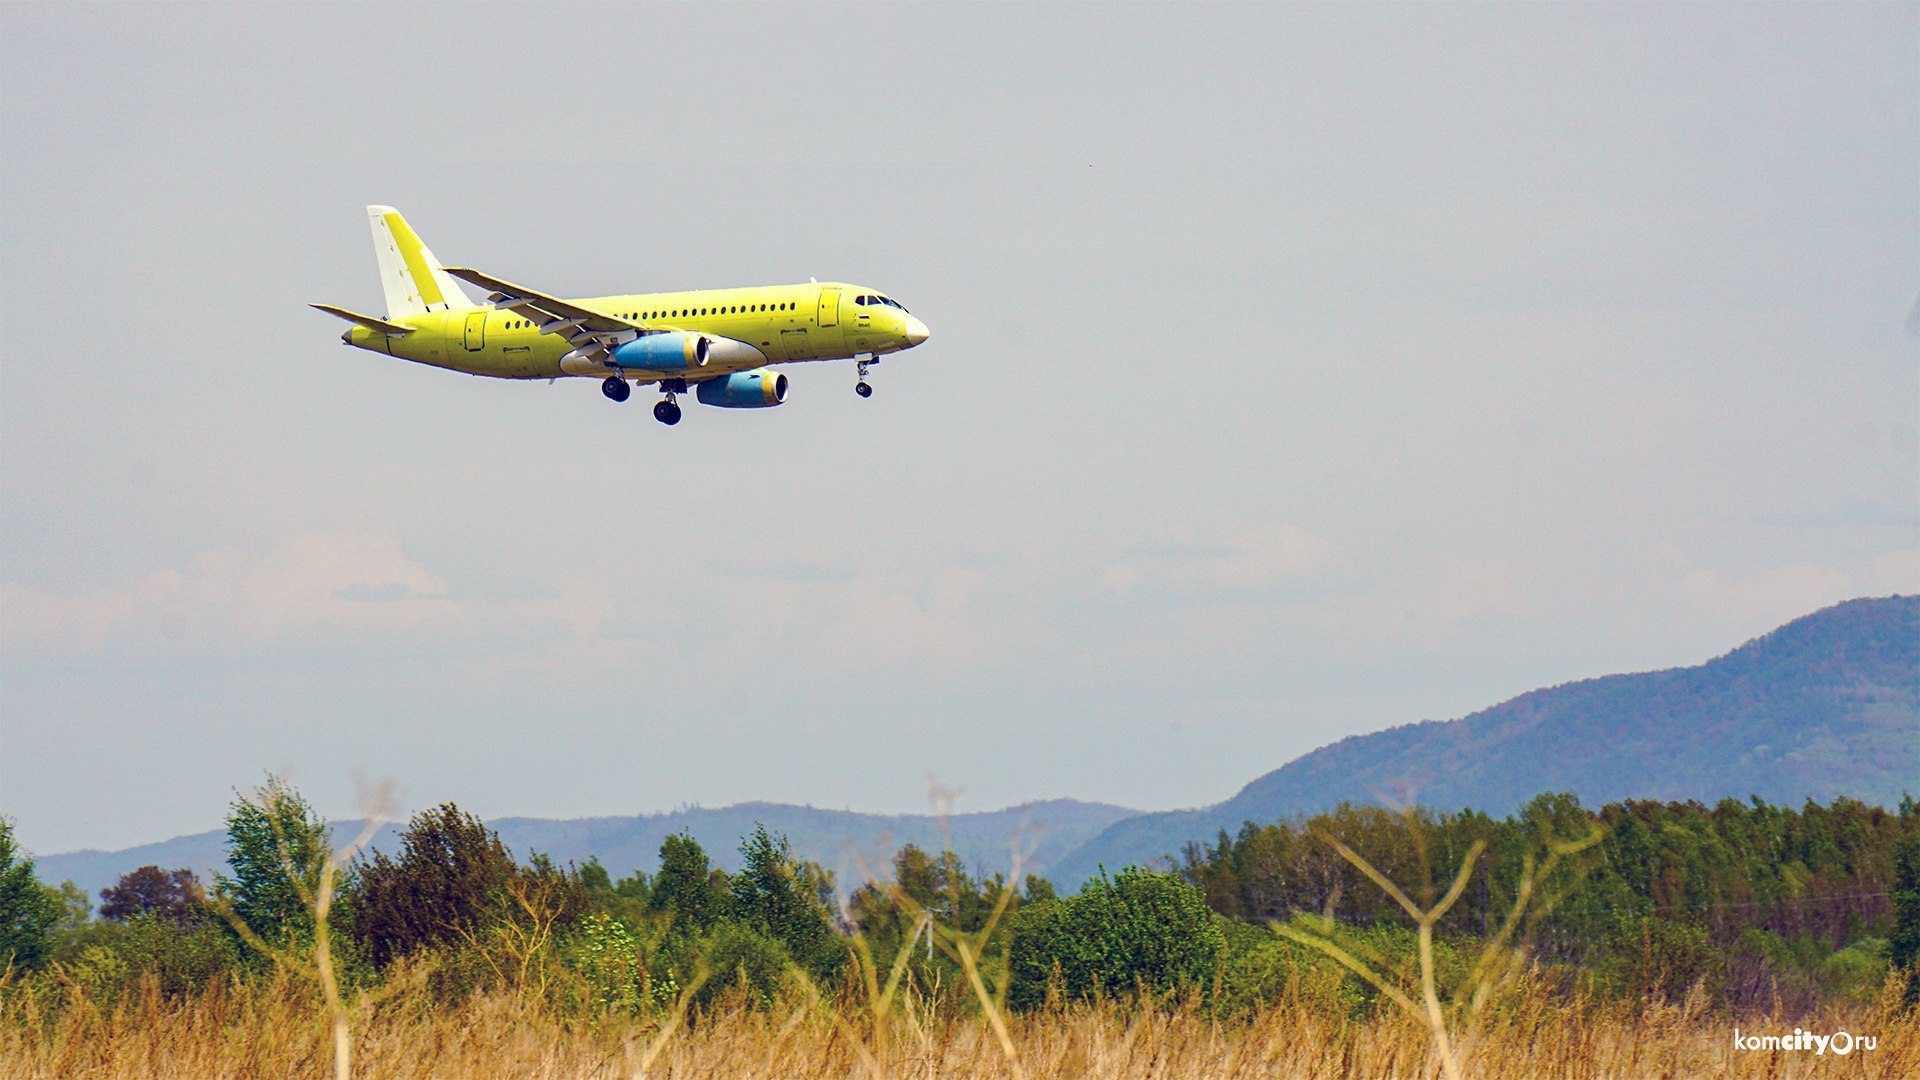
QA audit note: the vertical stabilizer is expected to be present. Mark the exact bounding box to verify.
[367,206,475,317]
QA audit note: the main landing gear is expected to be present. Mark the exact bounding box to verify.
[653,380,683,425]
[601,376,631,402]
[855,358,876,398]
[654,378,686,425]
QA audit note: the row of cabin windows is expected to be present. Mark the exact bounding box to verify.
[502,301,798,330]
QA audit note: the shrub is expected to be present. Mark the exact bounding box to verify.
[680,921,795,1012]
[1597,915,1721,1002]
[1007,867,1223,1010]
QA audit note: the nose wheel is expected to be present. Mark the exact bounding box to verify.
[653,394,682,425]
[602,376,631,402]
[855,358,876,398]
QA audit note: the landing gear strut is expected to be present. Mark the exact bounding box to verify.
[601,376,631,402]
[855,358,875,398]
[653,378,685,425]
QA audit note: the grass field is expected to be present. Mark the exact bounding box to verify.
[5,967,1914,1079]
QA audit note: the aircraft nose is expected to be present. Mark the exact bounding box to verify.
[903,316,930,347]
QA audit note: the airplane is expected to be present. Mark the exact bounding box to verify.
[314,206,929,425]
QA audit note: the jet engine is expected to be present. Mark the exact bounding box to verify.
[694,369,789,408]
[609,332,712,371]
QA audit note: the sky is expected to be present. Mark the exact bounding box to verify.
[3,3,1915,857]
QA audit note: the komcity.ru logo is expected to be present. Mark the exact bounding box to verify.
[1732,1028,1877,1055]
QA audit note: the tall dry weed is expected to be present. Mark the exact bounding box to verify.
[4,963,1915,1079]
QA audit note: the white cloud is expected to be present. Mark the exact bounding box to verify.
[6,531,491,652]
[483,564,1011,687]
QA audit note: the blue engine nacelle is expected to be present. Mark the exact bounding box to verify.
[694,369,788,408]
[609,332,710,371]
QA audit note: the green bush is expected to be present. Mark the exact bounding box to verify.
[1213,918,1346,1016]
[680,921,795,1012]
[1596,915,1721,1002]
[53,913,243,1005]
[1818,937,1888,1005]
[1007,867,1223,1011]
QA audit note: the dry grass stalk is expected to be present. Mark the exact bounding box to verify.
[3,970,1915,1079]
[1276,812,1604,1079]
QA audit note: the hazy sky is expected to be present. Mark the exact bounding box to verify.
[3,3,1915,856]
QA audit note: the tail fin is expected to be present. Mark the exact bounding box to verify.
[367,206,475,317]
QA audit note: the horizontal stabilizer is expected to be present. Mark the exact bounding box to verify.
[311,304,416,336]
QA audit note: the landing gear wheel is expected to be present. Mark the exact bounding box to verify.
[653,399,682,425]
[855,381,873,398]
[602,377,631,402]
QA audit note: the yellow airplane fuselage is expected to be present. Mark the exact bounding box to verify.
[344,281,920,383]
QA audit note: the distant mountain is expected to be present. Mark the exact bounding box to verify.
[34,799,1137,903]
[1048,595,1919,889]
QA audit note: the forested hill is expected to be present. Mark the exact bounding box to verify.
[1049,595,1919,888]
[35,798,1136,902]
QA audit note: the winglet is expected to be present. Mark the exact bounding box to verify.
[311,304,417,336]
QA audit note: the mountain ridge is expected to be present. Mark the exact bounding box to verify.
[1045,595,1919,887]
[33,798,1137,902]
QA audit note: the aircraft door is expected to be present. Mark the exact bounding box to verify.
[463,311,486,351]
[817,288,840,328]
[780,329,816,360]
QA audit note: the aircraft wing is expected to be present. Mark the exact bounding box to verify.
[441,266,665,367]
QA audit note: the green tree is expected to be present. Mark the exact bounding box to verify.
[579,858,651,929]
[0,818,62,971]
[350,803,515,967]
[1008,867,1223,1010]
[100,866,210,926]
[1891,826,1920,1003]
[732,824,841,977]
[649,832,729,931]
[216,777,334,947]
[49,880,92,933]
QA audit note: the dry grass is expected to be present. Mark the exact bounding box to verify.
[4,969,1915,1080]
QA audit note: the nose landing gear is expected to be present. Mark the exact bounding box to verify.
[855,357,876,398]
[601,376,631,402]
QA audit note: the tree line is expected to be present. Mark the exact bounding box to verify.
[3,783,1916,1019]
[1179,791,1920,1010]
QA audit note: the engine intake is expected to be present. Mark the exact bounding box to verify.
[609,332,710,371]
[694,369,788,408]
